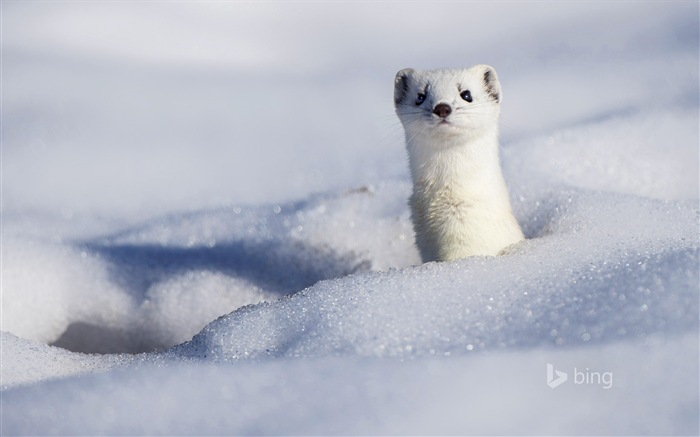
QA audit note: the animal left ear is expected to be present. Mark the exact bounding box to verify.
[481,65,501,103]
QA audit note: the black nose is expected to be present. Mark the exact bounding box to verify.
[433,103,452,118]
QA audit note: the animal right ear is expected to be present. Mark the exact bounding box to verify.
[394,68,414,105]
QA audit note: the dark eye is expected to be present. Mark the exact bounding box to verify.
[415,93,426,106]
[460,90,473,102]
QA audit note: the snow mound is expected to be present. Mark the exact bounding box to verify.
[0,332,128,388]
[2,187,416,354]
[171,188,698,361]
[504,107,700,201]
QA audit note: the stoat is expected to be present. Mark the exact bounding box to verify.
[394,65,524,262]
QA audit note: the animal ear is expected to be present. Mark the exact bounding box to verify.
[394,68,414,105]
[481,65,501,103]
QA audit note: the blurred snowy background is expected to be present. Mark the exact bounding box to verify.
[2,1,698,435]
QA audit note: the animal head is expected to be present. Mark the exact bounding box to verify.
[394,65,502,142]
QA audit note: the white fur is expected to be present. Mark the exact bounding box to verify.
[394,65,524,262]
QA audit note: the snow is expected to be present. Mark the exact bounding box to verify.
[2,1,699,435]
[4,336,699,435]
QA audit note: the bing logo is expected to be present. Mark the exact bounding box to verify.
[546,363,613,389]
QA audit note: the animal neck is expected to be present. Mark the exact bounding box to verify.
[407,128,509,204]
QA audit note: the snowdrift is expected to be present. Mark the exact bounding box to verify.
[2,2,698,435]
